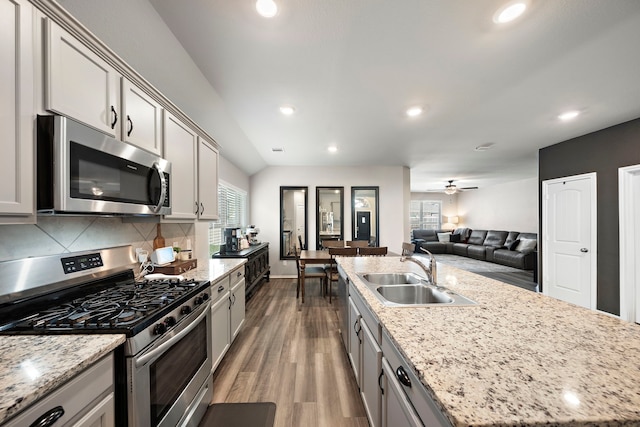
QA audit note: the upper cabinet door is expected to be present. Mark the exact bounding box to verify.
[198,138,219,220]
[122,79,162,155]
[163,111,198,220]
[45,19,121,137]
[0,0,34,218]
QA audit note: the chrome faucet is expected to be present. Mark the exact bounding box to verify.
[400,246,437,285]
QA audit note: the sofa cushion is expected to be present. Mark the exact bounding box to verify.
[421,241,452,254]
[467,245,487,260]
[493,249,537,270]
[483,230,508,247]
[505,240,520,251]
[516,238,537,253]
[467,230,487,245]
[452,243,469,256]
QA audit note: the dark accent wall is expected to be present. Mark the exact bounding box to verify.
[539,117,640,315]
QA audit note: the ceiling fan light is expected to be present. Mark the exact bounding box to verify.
[444,186,457,195]
[493,1,528,24]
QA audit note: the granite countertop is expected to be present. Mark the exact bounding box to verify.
[181,257,246,283]
[0,334,125,425]
[337,256,640,427]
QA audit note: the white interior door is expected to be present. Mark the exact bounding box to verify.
[619,164,640,323]
[542,173,597,310]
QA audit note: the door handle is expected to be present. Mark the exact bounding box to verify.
[580,248,589,253]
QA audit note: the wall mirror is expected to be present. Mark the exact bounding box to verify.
[280,186,308,259]
[352,186,379,246]
[316,187,344,249]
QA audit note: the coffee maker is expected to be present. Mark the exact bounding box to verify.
[223,227,242,253]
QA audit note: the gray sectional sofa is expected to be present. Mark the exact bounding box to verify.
[410,228,537,270]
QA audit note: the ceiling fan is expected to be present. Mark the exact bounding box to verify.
[427,180,478,195]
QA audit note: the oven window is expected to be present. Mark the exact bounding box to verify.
[149,319,207,426]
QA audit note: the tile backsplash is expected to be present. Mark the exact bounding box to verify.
[0,217,195,262]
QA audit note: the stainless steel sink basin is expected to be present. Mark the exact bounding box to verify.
[359,272,423,285]
[376,285,453,304]
[357,273,477,307]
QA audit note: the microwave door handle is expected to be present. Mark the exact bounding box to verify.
[151,162,166,213]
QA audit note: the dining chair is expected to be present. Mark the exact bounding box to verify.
[346,240,369,248]
[325,247,358,303]
[294,246,327,300]
[298,235,306,250]
[322,240,344,249]
[358,246,387,256]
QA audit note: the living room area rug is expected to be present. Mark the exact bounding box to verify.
[429,254,538,292]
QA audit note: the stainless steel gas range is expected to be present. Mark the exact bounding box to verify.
[0,246,212,427]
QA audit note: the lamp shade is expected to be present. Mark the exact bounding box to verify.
[448,216,459,224]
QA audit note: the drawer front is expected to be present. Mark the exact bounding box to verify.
[230,266,245,288]
[349,283,380,345]
[210,276,230,305]
[381,331,452,427]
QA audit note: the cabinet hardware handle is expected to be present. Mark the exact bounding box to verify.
[396,366,412,388]
[231,293,236,305]
[378,370,385,395]
[110,105,118,129]
[237,271,242,277]
[580,248,589,253]
[218,285,225,292]
[200,202,204,215]
[29,406,65,427]
[194,202,199,214]
[127,115,133,136]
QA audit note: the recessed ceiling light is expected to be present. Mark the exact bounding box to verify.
[406,106,423,117]
[558,110,580,121]
[493,1,528,24]
[256,0,278,18]
[271,147,285,152]
[328,146,338,153]
[279,105,295,116]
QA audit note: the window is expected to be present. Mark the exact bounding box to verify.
[209,182,247,255]
[410,200,441,230]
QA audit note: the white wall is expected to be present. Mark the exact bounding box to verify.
[250,165,410,276]
[456,177,538,232]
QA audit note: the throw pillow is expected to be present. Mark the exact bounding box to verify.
[516,238,537,253]
[450,233,461,243]
[437,232,451,243]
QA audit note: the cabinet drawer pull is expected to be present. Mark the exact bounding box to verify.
[217,285,225,293]
[378,370,384,395]
[30,406,65,427]
[194,201,199,214]
[200,202,204,215]
[396,366,412,388]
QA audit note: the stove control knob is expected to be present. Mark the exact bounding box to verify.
[180,305,192,315]
[194,296,203,305]
[153,323,167,335]
[201,292,209,301]
[164,316,176,327]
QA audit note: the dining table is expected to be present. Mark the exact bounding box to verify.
[299,250,333,303]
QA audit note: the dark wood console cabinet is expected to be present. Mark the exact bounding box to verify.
[213,242,270,300]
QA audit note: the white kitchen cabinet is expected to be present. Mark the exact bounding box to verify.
[361,320,382,427]
[163,110,198,220]
[45,19,121,137]
[210,277,231,372]
[4,354,115,427]
[230,267,246,340]
[0,0,34,220]
[197,137,219,220]
[348,297,362,387]
[122,78,163,154]
[381,357,423,427]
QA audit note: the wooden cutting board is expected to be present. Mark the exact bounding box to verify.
[153,259,197,274]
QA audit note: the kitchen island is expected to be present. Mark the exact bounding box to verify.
[0,334,125,425]
[337,256,640,426]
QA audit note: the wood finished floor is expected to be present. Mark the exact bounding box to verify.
[210,278,368,427]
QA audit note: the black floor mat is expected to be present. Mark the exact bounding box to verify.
[199,402,276,427]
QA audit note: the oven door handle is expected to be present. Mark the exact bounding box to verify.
[135,301,210,368]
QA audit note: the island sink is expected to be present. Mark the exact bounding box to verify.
[357,273,477,307]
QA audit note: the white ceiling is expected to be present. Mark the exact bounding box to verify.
[148,0,640,192]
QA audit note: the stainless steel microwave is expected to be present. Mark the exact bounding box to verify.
[37,115,171,216]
